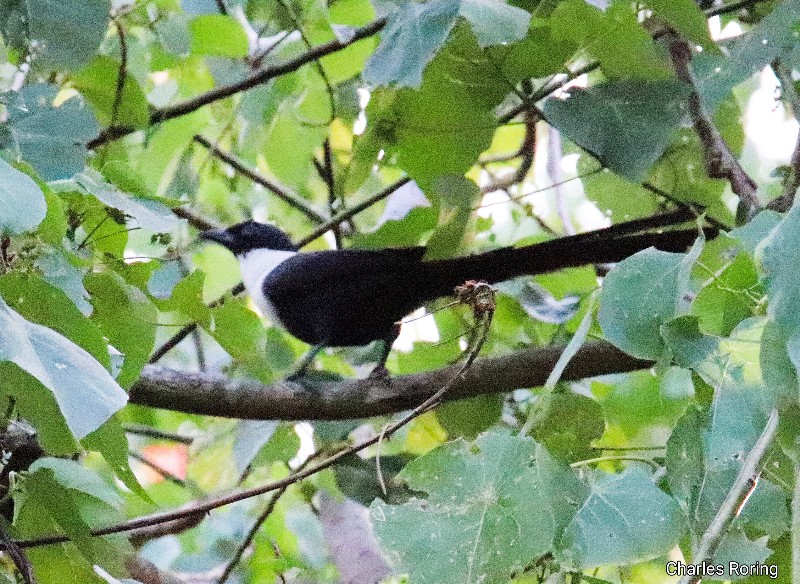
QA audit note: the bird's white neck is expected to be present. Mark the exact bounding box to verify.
[237,248,297,323]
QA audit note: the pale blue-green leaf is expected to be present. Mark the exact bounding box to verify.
[695,0,800,112]
[372,433,586,584]
[0,295,126,439]
[459,0,530,47]
[27,0,110,69]
[363,0,460,87]
[543,80,690,181]
[558,467,684,569]
[598,248,685,359]
[517,281,580,325]
[4,84,99,180]
[34,249,92,315]
[72,170,183,232]
[233,420,279,475]
[0,158,46,234]
[728,209,781,256]
[29,457,122,507]
[760,203,800,372]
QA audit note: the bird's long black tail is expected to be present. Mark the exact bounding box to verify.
[419,209,716,300]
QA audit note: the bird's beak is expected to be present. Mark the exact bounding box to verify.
[199,229,235,249]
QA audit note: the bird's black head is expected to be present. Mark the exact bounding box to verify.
[199,221,297,255]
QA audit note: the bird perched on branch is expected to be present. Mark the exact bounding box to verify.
[200,209,712,378]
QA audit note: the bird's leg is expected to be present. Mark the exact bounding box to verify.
[368,322,402,380]
[286,344,325,381]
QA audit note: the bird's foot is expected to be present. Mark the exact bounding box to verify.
[367,365,392,382]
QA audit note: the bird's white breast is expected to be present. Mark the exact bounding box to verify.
[237,248,297,327]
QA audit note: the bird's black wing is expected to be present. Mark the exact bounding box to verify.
[262,247,428,346]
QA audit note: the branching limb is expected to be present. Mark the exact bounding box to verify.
[135,341,648,421]
[481,108,537,194]
[677,408,779,584]
[87,18,387,149]
[767,60,800,212]
[194,135,327,224]
[666,35,760,218]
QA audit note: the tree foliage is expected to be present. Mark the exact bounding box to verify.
[0,0,798,582]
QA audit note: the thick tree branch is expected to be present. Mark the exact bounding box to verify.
[87,18,387,149]
[666,36,760,217]
[134,342,650,421]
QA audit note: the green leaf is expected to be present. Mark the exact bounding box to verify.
[83,416,152,504]
[0,158,46,234]
[499,21,577,81]
[3,84,99,180]
[190,15,249,57]
[557,467,684,569]
[363,0,460,87]
[599,248,688,360]
[695,0,800,112]
[72,56,151,129]
[72,170,183,232]
[84,271,157,389]
[458,0,530,47]
[645,0,717,53]
[18,458,126,567]
[26,0,110,70]
[34,249,92,315]
[0,294,126,439]
[371,432,587,584]
[232,420,278,475]
[543,80,690,181]
[0,273,109,367]
[760,204,800,373]
[436,394,503,439]
[550,0,671,80]
[528,392,605,462]
[334,453,412,505]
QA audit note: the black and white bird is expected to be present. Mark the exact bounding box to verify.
[200,211,710,377]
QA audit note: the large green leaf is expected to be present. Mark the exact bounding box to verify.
[543,80,690,181]
[0,158,46,234]
[371,432,587,584]
[599,244,699,360]
[72,170,183,232]
[10,0,110,70]
[363,0,460,87]
[72,56,151,129]
[0,273,109,367]
[0,295,126,440]
[761,204,800,374]
[695,0,800,112]
[189,15,249,57]
[14,458,127,570]
[550,0,671,80]
[3,84,99,180]
[84,271,157,389]
[558,467,684,569]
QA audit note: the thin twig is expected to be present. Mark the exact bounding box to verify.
[767,60,800,212]
[148,176,410,363]
[193,135,327,224]
[666,35,760,218]
[481,108,537,194]
[217,455,318,583]
[14,300,493,550]
[0,520,36,583]
[497,61,601,125]
[128,450,187,488]
[110,20,128,130]
[87,18,387,148]
[123,423,194,444]
[677,408,779,584]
